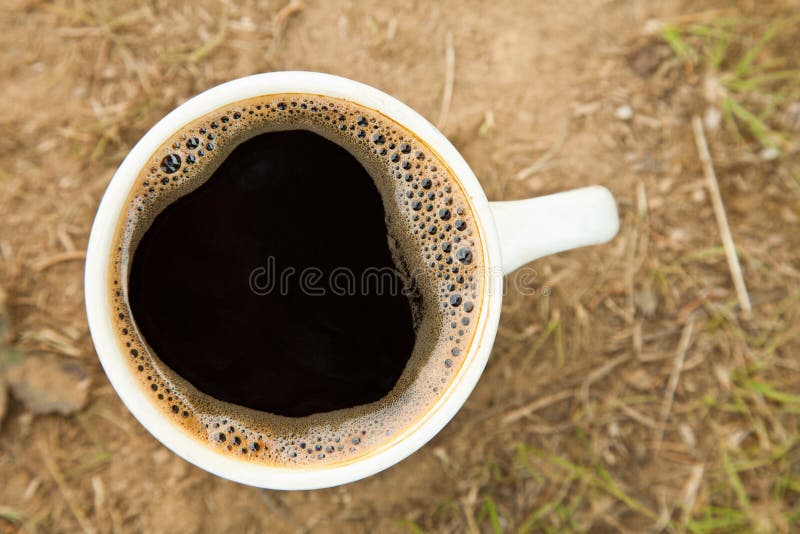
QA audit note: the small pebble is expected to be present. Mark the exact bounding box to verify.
[614,105,633,121]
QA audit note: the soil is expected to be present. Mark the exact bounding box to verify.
[1,0,798,532]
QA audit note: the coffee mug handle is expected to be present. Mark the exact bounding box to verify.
[489,185,619,274]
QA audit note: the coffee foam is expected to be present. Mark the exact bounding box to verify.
[110,94,485,466]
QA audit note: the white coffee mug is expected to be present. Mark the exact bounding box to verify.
[85,71,619,490]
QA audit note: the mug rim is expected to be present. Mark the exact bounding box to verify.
[84,71,504,489]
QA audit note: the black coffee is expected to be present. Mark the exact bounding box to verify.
[129,130,415,417]
[110,93,484,465]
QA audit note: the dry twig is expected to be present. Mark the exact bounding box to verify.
[691,116,752,318]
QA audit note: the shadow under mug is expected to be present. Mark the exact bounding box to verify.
[85,71,619,489]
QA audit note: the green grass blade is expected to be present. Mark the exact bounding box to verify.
[734,20,781,78]
[723,97,780,149]
[394,519,425,534]
[744,380,800,405]
[525,319,559,362]
[594,464,658,521]
[661,25,697,63]
[688,506,748,533]
[720,447,751,516]
[479,497,503,534]
[725,69,800,91]
[0,507,25,525]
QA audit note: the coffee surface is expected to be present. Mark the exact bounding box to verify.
[111,94,485,465]
[129,130,415,417]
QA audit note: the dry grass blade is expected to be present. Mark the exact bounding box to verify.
[691,115,752,318]
[38,445,95,534]
[0,286,9,345]
[653,316,695,451]
[620,405,658,429]
[680,464,704,528]
[267,1,304,61]
[436,32,455,131]
[461,484,480,534]
[579,353,630,413]
[23,328,82,358]
[189,6,229,63]
[32,251,86,272]
[502,389,573,424]
[273,0,305,28]
[515,120,568,180]
[57,224,76,252]
[256,491,303,530]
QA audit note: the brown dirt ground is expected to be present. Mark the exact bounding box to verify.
[1,0,799,532]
